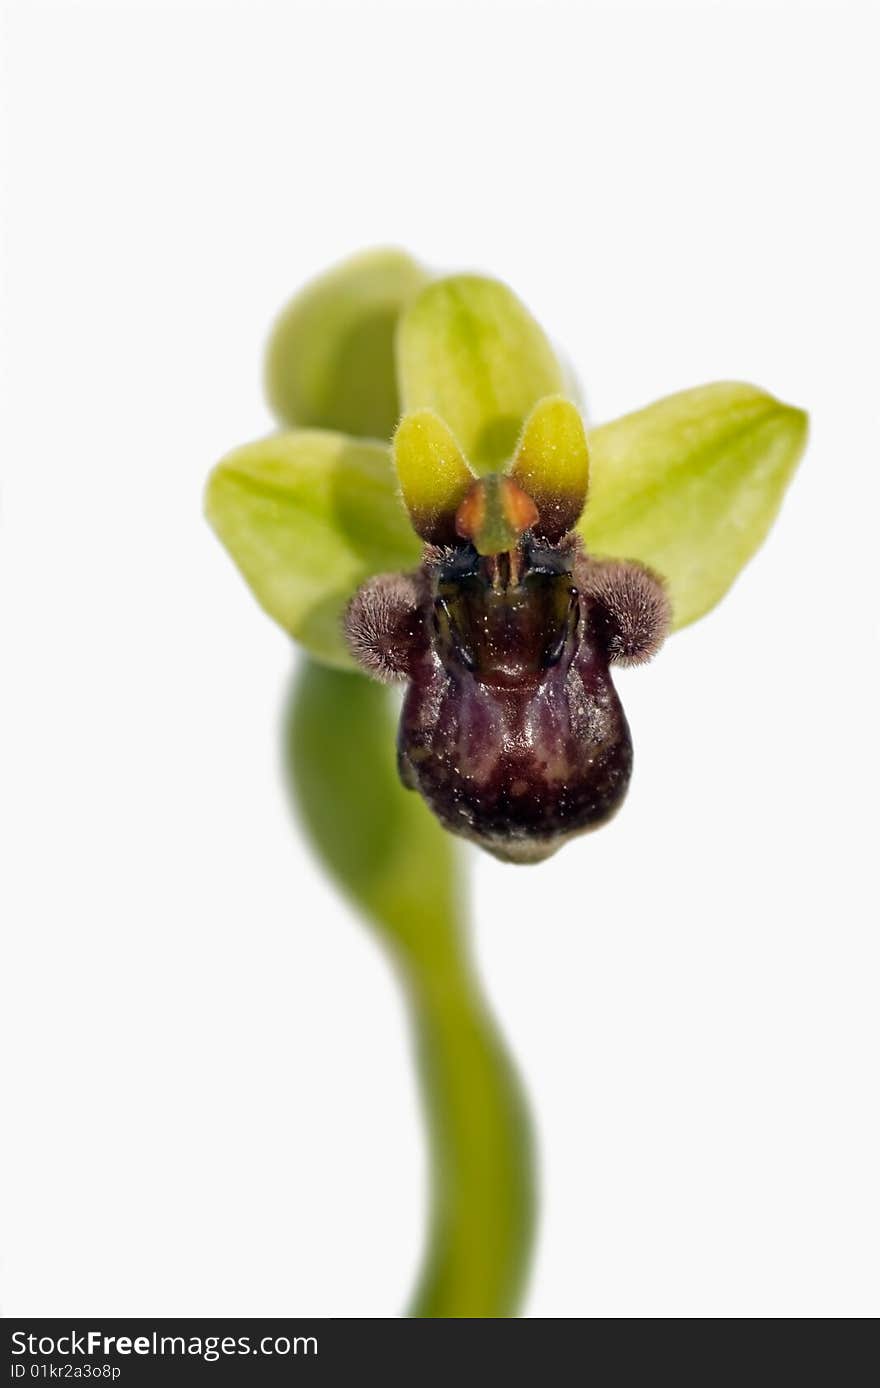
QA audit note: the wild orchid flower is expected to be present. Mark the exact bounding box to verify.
[205,249,807,1317]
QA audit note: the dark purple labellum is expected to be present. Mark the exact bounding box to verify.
[345,534,670,863]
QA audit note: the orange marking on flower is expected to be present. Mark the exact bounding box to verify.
[455,476,539,555]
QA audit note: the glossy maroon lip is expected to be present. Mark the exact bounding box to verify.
[345,531,670,861]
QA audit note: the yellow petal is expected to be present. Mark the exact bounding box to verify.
[393,410,475,543]
[510,395,589,539]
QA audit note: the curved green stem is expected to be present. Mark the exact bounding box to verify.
[405,947,535,1316]
[285,662,535,1316]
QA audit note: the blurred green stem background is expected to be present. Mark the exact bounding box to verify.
[287,665,534,1317]
[275,253,536,1317]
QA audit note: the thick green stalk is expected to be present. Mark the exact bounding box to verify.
[285,663,535,1316]
[406,947,535,1316]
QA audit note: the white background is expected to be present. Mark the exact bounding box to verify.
[1,0,878,1319]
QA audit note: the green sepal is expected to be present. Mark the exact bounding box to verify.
[205,430,419,668]
[397,275,564,472]
[583,382,808,629]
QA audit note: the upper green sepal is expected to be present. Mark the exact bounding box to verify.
[583,382,808,631]
[397,275,564,472]
[205,429,419,668]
